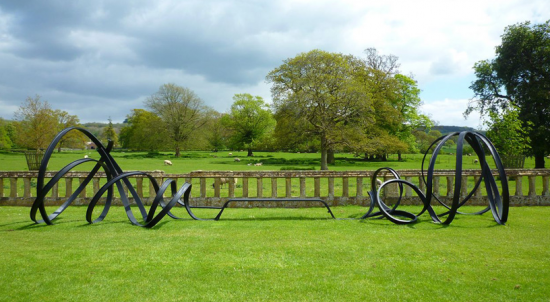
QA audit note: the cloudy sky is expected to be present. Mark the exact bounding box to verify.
[0,0,548,127]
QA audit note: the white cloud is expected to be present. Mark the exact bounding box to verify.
[0,0,548,124]
[421,99,484,128]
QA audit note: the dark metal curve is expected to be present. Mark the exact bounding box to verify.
[364,131,509,225]
[30,127,193,228]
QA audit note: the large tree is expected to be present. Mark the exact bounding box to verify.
[267,50,372,170]
[54,110,84,152]
[119,109,168,151]
[222,93,274,156]
[466,20,550,168]
[146,84,210,157]
[14,95,58,150]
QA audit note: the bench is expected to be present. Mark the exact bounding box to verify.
[207,197,336,220]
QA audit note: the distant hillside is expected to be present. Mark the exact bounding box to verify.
[432,125,484,135]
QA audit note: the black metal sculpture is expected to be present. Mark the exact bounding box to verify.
[30,127,195,228]
[362,131,509,225]
[30,128,509,227]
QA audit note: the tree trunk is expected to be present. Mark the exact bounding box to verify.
[320,137,329,170]
[327,149,335,165]
[247,148,254,157]
[398,151,402,161]
[58,145,62,153]
[534,153,545,169]
[175,145,181,158]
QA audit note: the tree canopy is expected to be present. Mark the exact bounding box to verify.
[267,49,372,170]
[14,95,59,150]
[467,20,550,168]
[146,84,211,157]
[222,94,274,156]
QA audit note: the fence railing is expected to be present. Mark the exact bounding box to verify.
[1,169,549,207]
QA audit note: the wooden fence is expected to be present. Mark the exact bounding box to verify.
[1,169,549,207]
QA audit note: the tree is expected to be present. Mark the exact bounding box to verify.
[485,105,532,159]
[100,118,119,147]
[0,118,13,150]
[267,50,372,170]
[145,84,211,157]
[222,94,275,156]
[466,20,550,168]
[393,74,433,159]
[14,95,58,150]
[54,110,84,152]
[119,109,168,151]
[206,111,228,152]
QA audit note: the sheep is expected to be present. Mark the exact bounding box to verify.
[254,162,263,166]
[84,155,88,159]
[234,158,241,162]
[164,160,173,166]
[228,152,233,156]
[474,159,479,164]
[212,177,238,188]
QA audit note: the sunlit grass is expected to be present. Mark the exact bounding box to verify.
[1,206,549,301]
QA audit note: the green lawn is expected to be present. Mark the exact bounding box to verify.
[1,206,549,301]
[1,149,540,173]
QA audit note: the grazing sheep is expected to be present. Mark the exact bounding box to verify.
[212,177,238,188]
[234,158,241,162]
[84,155,88,159]
[474,159,479,164]
[164,160,173,166]
[247,163,252,166]
[467,153,472,156]
[254,162,263,166]
[228,152,233,156]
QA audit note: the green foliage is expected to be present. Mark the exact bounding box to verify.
[467,20,550,168]
[100,118,118,147]
[119,109,168,151]
[485,106,532,157]
[14,95,58,150]
[267,49,372,170]
[222,93,275,156]
[0,118,13,150]
[54,110,85,151]
[146,83,212,157]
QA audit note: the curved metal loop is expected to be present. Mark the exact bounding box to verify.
[365,131,509,225]
[30,127,194,228]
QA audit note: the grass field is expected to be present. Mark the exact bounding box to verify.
[1,206,549,301]
[1,149,540,173]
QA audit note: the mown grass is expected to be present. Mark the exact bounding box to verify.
[1,206,549,301]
